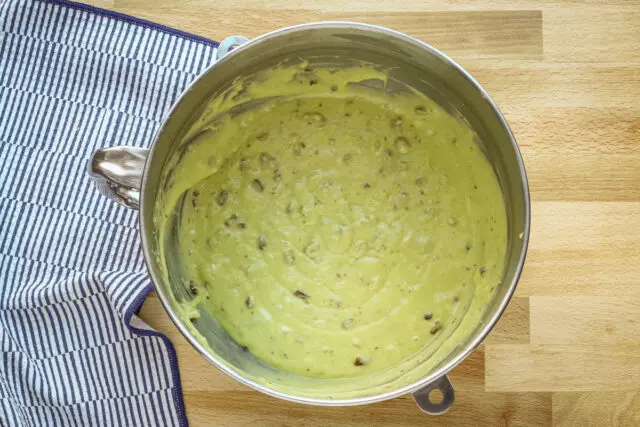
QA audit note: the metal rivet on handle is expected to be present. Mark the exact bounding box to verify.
[411,375,455,415]
[215,35,250,61]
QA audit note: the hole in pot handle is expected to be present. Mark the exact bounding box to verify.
[88,146,148,210]
[215,35,249,61]
[411,375,455,415]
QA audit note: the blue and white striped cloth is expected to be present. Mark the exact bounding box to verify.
[0,1,218,425]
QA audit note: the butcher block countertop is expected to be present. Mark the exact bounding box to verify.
[90,0,640,425]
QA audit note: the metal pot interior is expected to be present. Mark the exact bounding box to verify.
[140,23,529,404]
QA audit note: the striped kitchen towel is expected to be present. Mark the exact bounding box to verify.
[0,0,218,425]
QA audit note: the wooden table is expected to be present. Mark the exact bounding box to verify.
[89,0,640,424]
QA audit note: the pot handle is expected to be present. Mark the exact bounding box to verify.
[411,375,455,415]
[215,35,249,61]
[88,146,149,210]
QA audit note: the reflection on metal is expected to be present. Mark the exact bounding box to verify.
[88,146,148,209]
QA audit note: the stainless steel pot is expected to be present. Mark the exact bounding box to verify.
[89,22,530,414]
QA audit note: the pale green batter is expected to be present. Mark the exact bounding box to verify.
[156,63,507,380]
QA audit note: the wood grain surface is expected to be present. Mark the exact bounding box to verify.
[88,0,640,425]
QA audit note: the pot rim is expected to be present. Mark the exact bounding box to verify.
[139,21,531,406]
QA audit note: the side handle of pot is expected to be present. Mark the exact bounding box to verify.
[88,146,148,210]
[411,375,455,415]
[215,35,249,60]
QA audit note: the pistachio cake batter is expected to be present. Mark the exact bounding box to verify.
[157,63,507,379]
